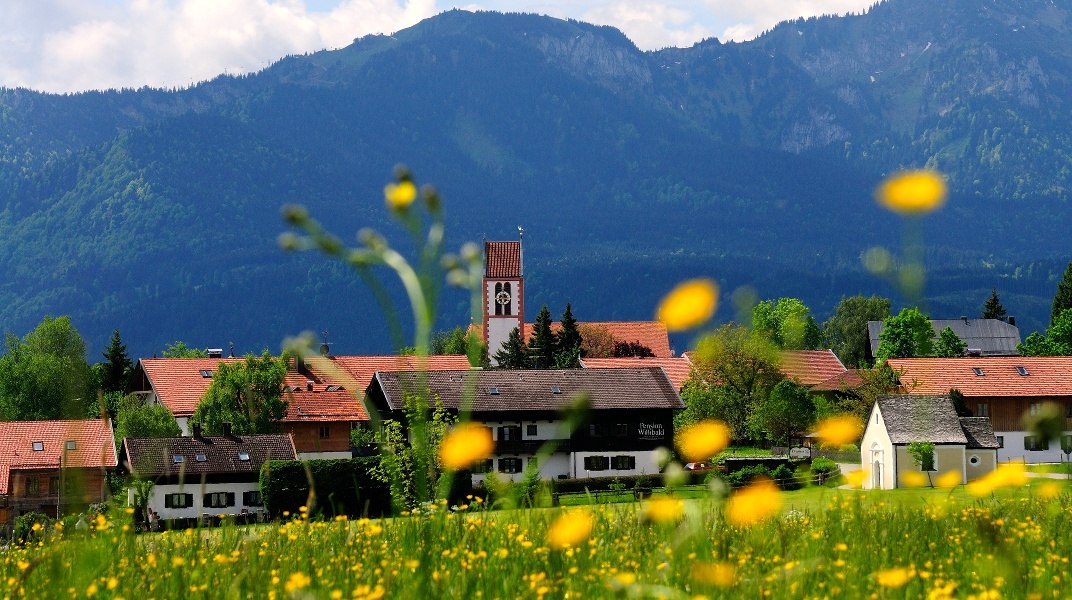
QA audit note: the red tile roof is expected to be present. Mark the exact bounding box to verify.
[330,355,473,394]
[886,356,1072,397]
[780,350,848,387]
[138,358,241,417]
[810,369,866,392]
[580,357,693,390]
[0,420,117,494]
[485,241,521,277]
[523,321,673,358]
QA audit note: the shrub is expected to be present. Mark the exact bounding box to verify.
[260,457,393,519]
[771,464,802,491]
[810,457,842,485]
[13,512,52,544]
[724,465,774,488]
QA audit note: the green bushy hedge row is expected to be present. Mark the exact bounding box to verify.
[259,457,391,519]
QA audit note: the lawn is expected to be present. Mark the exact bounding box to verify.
[4,479,1071,598]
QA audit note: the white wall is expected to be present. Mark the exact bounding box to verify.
[860,403,894,490]
[995,430,1072,463]
[298,451,352,460]
[136,481,263,520]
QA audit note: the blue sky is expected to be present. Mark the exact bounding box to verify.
[0,0,876,93]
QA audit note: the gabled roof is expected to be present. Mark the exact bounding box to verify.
[138,357,240,417]
[780,350,847,387]
[524,321,673,358]
[810,369,866,392]
[579,356,692,390]
[868,318,1021,357]
[485,241,521,277]
[959,417,1000,450]
[886,356,1072,397]
[122,434,296,478]
[330,355,473,394]
[373,368,684,413]
[0,420,118,494]
[875,395,968,445]
[284,388,367,422]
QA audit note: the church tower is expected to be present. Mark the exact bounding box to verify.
[483,236,524,363]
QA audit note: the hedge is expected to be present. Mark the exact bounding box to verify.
[259,458,391,519]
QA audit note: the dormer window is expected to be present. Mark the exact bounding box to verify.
[65,440,77,451]
[972,367,984,376]
[31,441,44,452]
[199,369,213,378]
[173,455,184,464]
[551,386,562,395]
[1016,366,1029,376]
[238,452,251,461]
[195,453,207,462]
[488,387,500,395]
[325,385,344,392]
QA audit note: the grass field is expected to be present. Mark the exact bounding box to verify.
[3,478,1071,598]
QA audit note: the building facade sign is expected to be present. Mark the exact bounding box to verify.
[637,422,665,440]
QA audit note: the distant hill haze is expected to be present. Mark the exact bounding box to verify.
[1,1,1069,357]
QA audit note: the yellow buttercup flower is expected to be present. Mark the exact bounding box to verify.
[934,470,962,489]
[1036,481,1062,499]
[284,572,311,592]
[967,462,1028,497]
[438,423,494,470]
[814,415,863,447]
[692,562,737,587]
[547,509,595,550]
[676,420,731,463]
[876,567,914,588]
[875,169,947,215]
[725,477,783,527]
[900,471,928,488]
[656,278,719,331]
[642,496,685,524]
[384,181,418,210]
[844,469,868,489]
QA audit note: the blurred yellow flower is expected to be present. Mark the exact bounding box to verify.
[284,572,311,592]
[875,169,947,215]
[876,567,914,588]
[642,496,685,524]
[934,470,962,489]
[692,562,737,587]
[656,278,719,331]
[384,181,418,210]
[726,478,783,527]
[814,415,863,447]
[968,462,1028,497]
[439,423,494,470]
[547,509,595,550]
[676,420,731,463]
[900,471,928,488]
[1036,481,1062,499]
[844,469,868,489]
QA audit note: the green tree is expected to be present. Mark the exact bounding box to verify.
[100,329,133,394]
[162,341,208,358]
[528,305,556,369]
[578,324,615,358]
[189,352,288,434]
[751,380,815,446]
[373,394,454,511]
[752,297,816,349]
[493,327,528,369]
[907,441,936,487]
[1053,262,1072,325]
[556,303,582,367]
[114,393,181,445]
[685,324,784,438]
[822,295,891,368]
[934,327,967,358]
[675,382,751,441]
[876,308,934,360]
[612,341,655,357]
[949,388,972,417]
[981,288,1007,321]
[429,327,469,355]
[1018,309,1072,356]
[0,316,95,420]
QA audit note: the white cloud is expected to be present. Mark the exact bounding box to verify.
[701,0,875,42]
[0,0,437,93]
[579,2,713,50]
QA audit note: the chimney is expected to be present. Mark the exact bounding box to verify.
[192,423,203,439]
[207,348,223,358]
[222,422,232,437]
[960,316,968,323]
[306,380,314,392]
[1008,316,1016,326]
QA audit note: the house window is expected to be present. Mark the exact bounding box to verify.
[526,424,538,437]
[204,492,236,508]
[1061,435,1072,453]
[49,477,59,495]
[31,441,44,452]
[972,367,985,376]
[173,455,184,464]
[1030,403,1042,416]
[471,459,494,474]
[498,458,523,474]
[611,455,636,470]
[195,453,207,462]
[1016,366,1029,376]
[164,493,194,509]
[497,426,522,441]
[319,425,331,439]
[65,440,77,451]
[996,436,1004,448]
[613,423,629,437]
[1067,403,1072,418]
[969,455,980,465]
[976,403,989,417]
[589,424,608,438]
[199,369,213,378]
[583,456,610,471]
[1025,436,1050,451]
[242,491,263,507]
[238,452,251,462]
[26,478,40,496]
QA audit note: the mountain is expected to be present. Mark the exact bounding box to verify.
[1,0,1070,357]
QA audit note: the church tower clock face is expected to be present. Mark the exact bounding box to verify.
[496,290,512,306]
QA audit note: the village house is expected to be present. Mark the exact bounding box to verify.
[0,420,118,527]
[868,317,1021,359]
[860,394,999,490]
[579,356,692,391]
[365,367,684,483]
[886,356,1072,462]
[120,425,296,524]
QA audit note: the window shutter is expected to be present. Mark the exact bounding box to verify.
[185,493,193,508]
[227,492,235,507]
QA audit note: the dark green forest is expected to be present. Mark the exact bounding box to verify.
[1,0,1071,357]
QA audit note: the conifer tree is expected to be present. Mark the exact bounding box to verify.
[529,305,556,369]
[981,288,1007,320]
[101,329,133,394]
[556,303,582,367]
[1053,262,1072,325]
[493,327,528,369]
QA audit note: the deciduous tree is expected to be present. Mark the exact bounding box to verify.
[190,352,288,434]
[0,316,95,420]
[934,327,967,358]
[1019,309,1072,356]
[162,341,208,358]
[876,307,934,360]
[751,380,815,446]
[114,393,181,444]
[752,297,818,350]
[822,296,891,368]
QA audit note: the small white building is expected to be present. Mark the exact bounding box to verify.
[861,394,999,490]
[120,427,297,522]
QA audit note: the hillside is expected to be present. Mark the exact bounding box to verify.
[0,1,1070,356]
